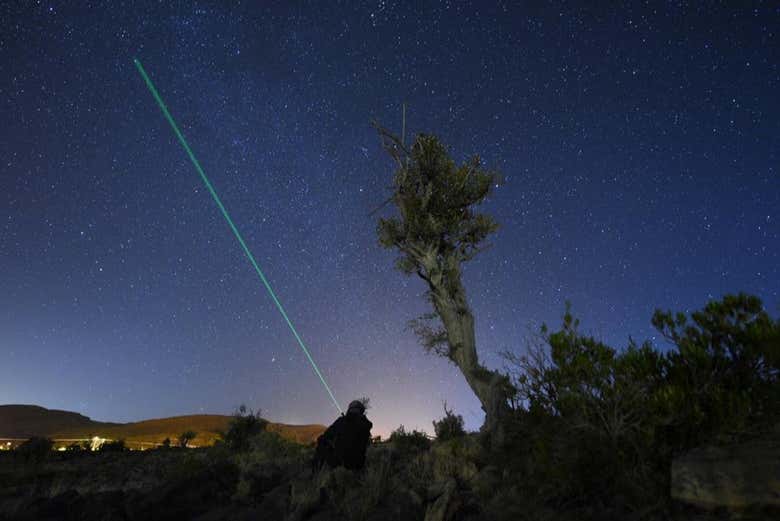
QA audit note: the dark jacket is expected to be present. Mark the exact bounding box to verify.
[315,412,372,470]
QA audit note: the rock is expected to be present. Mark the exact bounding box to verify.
[424,478,460,521]
[671,439,780,509]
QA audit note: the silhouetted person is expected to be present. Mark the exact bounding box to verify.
[314,400,372,471]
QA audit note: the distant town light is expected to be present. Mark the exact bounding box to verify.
[90,436,106,451]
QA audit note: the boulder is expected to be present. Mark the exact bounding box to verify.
[671,439,780,509]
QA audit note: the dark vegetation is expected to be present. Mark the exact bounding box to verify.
[65,441,90,452]
[432,404,466,442]
[178,430,197,448]
[218,405,269,452]
[14,437,53,463]
[388,425,432,454]
[492,293,779,519]
[99,439,128,452]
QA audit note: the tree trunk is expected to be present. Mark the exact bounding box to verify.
[422,254,511,448]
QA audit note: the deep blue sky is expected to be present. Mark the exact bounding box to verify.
[1,1,778,435]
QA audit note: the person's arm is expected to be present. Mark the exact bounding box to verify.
[365,419,373,444]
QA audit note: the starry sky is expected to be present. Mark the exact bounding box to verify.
[1,2,778,436]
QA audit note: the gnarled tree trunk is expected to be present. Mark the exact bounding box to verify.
[421,252,511,447]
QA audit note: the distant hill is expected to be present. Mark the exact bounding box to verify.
[0,405,325,448]
[0,405,119,438]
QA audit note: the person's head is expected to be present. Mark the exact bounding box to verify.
[346,400,366,416]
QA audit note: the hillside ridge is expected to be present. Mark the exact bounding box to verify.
[0,404,325,447]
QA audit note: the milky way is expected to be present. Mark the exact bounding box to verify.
[1,2,778,435]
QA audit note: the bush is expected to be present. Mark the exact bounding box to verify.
[505,308,676,509]
[499,294,780,517]
[16,437,53,462]
[233,430,308,502]
[249,430,305,460]
[99,439,127,452]
[325,461,394,521]
[433,403,466,441]
[220,404,268,452]
[388,425,431,454]
[288,446,427,521]
[652,293,780,447]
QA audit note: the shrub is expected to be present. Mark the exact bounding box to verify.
[433,402,466,441]
[652,293,780,447]
[431,435,481,483]
[499,294,780,516]
[159,437,171,449]
[289,447,426,521]
[388,425,431,454]
[233,430,310,503]
[249,430,305,460]
[220,404,268,452]
[504,308,678,510]
[328,459,394,521]
[99,439,127,452]
[16,436,53,462]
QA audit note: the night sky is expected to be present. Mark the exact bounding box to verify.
[1,2,778,436]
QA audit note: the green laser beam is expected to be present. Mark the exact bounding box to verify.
[133,58,343,415]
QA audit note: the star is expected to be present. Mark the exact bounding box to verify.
[0,1,776,435]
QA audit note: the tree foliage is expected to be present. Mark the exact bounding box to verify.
[179,430,197,448]
[432,403,466,441]
[407,313,450,357]
[651,293,780,446]
[375,127,499,289]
